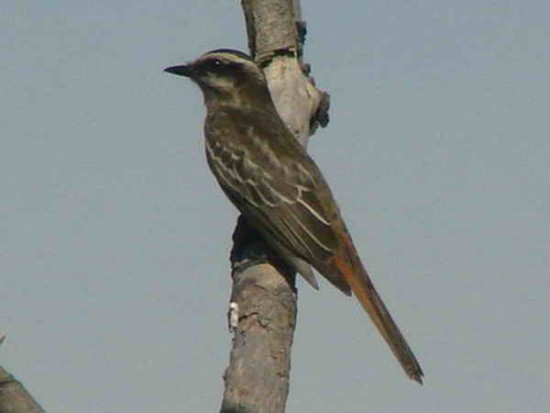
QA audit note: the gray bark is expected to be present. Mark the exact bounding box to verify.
[0,366,46,413]
[219,1,329,412]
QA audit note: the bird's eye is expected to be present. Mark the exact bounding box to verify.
[206,59,223,71]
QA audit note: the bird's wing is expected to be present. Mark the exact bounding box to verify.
[204,109,350,293]
[205,135,337,261]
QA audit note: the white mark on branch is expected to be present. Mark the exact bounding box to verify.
[228,302,239,333]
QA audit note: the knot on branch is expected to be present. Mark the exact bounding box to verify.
[309,90,330,134]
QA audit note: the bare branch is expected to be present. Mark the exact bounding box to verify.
[0,366,46,413]
[220,1,329,412]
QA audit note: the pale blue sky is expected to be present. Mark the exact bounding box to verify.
[2,1,549,412]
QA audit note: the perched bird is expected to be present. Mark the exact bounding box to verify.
[165,49,424,383]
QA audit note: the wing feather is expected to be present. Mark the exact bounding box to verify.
[204,109,340,265]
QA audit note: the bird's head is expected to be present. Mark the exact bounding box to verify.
[165,49,272,110]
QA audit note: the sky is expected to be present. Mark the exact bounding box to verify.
[1,1,549,412]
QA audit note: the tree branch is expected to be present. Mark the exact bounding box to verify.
[0,366,46,413]
[219,1,329,412]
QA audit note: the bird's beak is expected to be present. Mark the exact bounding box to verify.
[164,64,193,78]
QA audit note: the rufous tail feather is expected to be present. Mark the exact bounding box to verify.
[332,237,424,383]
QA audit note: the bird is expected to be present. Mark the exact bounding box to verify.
[165,49,424,383]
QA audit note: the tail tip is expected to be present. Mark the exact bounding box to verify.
[409,367,424,385]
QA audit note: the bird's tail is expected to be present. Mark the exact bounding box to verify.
[329,231,424,383]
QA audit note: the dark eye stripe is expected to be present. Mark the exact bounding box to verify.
[202,58,222,71]
[202,57,245,74]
